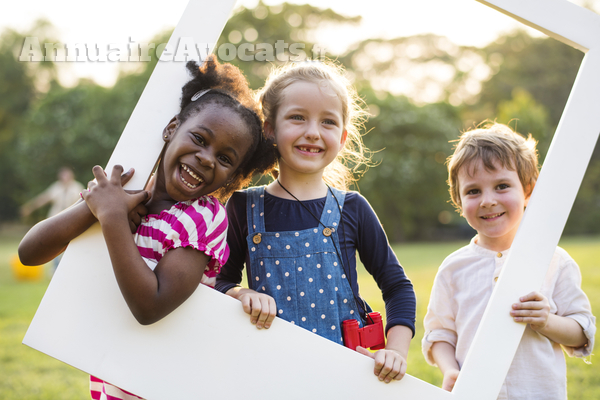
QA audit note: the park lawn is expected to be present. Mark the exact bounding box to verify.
[0,234,89,400]
[1,232,598,399]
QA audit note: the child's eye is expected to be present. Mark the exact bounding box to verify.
[218,155,232,165]
[497,183,509,190]
[290,115,304,121]
[466,189,479,195]
[192,133,205,145]
[323,119,337,126]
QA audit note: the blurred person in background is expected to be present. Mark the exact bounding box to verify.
[20,166,84,273]
[21,167,84,220]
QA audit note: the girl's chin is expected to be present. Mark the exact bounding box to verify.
[168,184,201,202]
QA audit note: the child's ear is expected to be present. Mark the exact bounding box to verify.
[340,129,348,147]
[162,116,179,142]
[524,183,535,206]
[264,120,275,140]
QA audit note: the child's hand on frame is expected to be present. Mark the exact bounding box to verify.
[356,346,407,383]
[87,167,149,233]
[511,291,551,331]
[442,368,460,392]
[229,288,277,329]
[83,165,149,224]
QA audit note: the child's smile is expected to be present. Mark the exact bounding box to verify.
[458,159,530,251]
[480,211,505,220]
[180,163,204,189]
[296,145,323,154]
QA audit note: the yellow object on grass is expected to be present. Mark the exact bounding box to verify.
[10,254,44,281]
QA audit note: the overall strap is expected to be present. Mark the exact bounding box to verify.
[246,186,266,235]
[245,186,267,290]
[320,186,346,227]
[322,187,370,323]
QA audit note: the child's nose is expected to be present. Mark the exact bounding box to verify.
[304,120,320,140]
[196,150,215,168]
[480,191,497,207]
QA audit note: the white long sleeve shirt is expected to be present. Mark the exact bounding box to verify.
[422,237,595,400]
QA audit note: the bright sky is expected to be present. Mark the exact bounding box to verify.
[3,0,589,86]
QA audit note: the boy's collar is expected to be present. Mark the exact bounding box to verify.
[471,235,511,256]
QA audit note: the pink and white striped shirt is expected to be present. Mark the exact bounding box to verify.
[90,195,229,400]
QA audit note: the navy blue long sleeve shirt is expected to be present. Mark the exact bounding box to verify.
[215,189,416,336]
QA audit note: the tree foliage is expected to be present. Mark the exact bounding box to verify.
[0,20,59,220]
[358,90,465,241]
[338,35,489,107]
[3,5,599,240]
[217,1,360,89]
[476,31,583,128]
[8,29,168,221]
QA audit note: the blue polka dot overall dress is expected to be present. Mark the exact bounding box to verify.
[246,186,361,344]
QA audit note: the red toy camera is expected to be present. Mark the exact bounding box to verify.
[342,312,385,351]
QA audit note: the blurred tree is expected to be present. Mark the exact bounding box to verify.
[17,81,127,196]
[338,34,491,108]
[0,20,59,220]
[357,89,465,241]
[563,144,600,235]
[475,30,583,130]
[13,29,169,222]
[496,87,552,160]
[217,1,360,89]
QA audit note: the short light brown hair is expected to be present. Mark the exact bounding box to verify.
[447,122,539,212]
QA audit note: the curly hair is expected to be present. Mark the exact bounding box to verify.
[175,55,277,202]
[257,60,372,190]
[447,122,539,213]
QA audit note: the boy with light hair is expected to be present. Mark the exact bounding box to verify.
[423,123,595,399]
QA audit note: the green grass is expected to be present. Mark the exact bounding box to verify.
[1,229,598,399]
[0,233,89,400]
